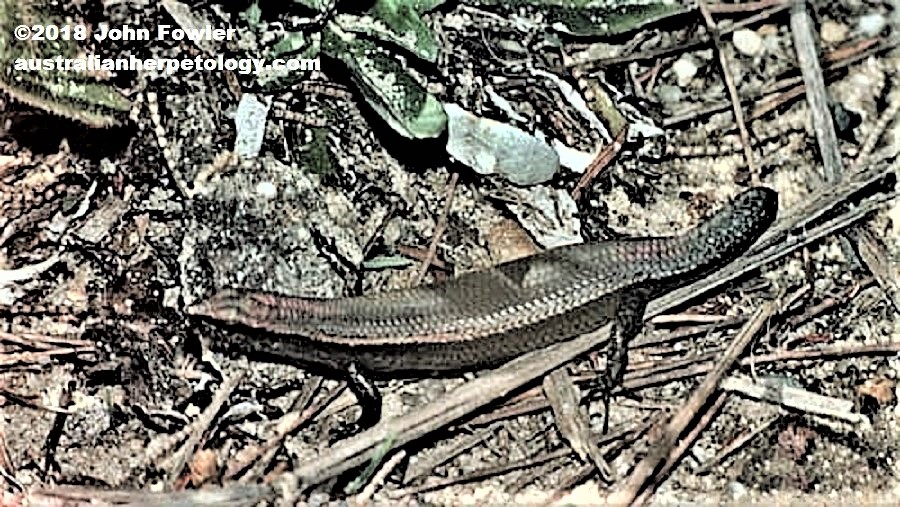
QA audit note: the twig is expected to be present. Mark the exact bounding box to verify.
[402,429,492,482]
[626,342,900,393]
[286,322,614,490]
[0,256,61,288]
[719,376,863,423]
[571,125,628,201]
[790,0,897,314]
[694,415,778,474]
[353,449,407,504]
[697,1,758,181]
[846,228,900,313]
[0,428,22,492]
[790,0,844,181]
[571,3,791,68]
[163,374,243,490]
[632,392,730,507]
[416,172,458,283]
[608,301,776,505]
[0,331,95,350]
[225,378,333,482]
[0,347,96,368]
[748,37,888,121]
[27,483,277,506]
[856,91,900,163]
[395,245,450,271]
[391,448,570,498]
[705,0,788,13]
[544,417,660,503]
[847,90,900,313]
[664,37,895,128]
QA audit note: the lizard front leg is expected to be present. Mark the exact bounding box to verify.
[346,363,382,426]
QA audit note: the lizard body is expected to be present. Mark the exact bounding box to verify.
[188,187,778,427]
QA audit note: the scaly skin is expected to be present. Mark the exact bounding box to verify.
[188,187,778,428]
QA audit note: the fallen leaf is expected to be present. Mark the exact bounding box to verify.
[857,378,896,406]
[188,448,219,486]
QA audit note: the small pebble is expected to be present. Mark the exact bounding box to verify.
[255,180,277,198]
[820,20,849,43]
[888,198,900,237]
[858,13,887,36]
[654,84,683,104]
[672,56,698,87]
[757,24,779,36]
[728,481,749,500]
[733,29,764,57]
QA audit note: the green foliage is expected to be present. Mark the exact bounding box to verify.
[323,27,446,139]
[346,0,441,62]
[258,0,448,139]
[241,1,262,30]
[0,0,131,127]
[299,126,338,175]
[547,1,687,36]
[473,0,687,37]
[343,434,397,494]
[250,0,680,162]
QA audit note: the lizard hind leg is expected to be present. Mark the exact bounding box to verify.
[601,290,648,433]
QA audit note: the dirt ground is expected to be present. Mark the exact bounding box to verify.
[2,0,900,505]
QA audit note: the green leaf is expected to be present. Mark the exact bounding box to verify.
[293,0,330,10]
[298,126,338,176]
[336,0,439,63]
[0,0,130,127]
[271,30,319,57]
[412,0,448,13]
[472,0,687,37]
[370,0,439,62]
[242,1,262,30]
[255,32,321,90]
[344,434,396,494]
[324,26,446,139]
[548,2,687,36]
[361,255,414,270]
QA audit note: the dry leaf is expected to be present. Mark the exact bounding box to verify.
[188,448,219,486]
[857,378,896,406]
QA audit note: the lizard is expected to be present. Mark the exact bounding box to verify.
[187,187,778,430]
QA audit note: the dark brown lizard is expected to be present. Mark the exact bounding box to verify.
[187,187,778,429]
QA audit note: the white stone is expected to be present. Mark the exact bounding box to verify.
[858,13,887,36]
[255,180,277,198]
[733,28,764,56]
[820,20,849,43]
[672,56,698,87]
